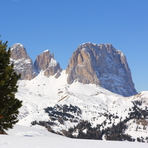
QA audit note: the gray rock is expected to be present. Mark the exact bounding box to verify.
[34,50,62,77]
[66,42,137,97]
[10,43,37,80]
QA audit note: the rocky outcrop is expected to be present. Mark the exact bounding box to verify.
[10,43,37,80]
[66,43,137,97]
[10,44,62,80]
[34,50,62,78]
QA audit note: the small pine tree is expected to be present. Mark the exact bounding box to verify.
[0,39,22,134]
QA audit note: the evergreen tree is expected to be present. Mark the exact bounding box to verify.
[0,39,22,134]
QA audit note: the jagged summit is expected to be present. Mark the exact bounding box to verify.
[10,43,37,80]
[11,43,24,49]
[34,50,62,77]
[10,44,62,79]
[10,42,137,96]
[66,42,137,97]
[10,43,30,60]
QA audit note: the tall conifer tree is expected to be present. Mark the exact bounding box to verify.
[0,39,22,134]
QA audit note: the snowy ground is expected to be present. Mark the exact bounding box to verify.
[1,71,148,147]
[0,124,148,148]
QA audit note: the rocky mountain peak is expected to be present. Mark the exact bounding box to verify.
[34,50,62,78]
[10,43,37,80]
[66,42,137,97]
[10,44,62,80]
[10,43,29,60]
[10,42,137,96]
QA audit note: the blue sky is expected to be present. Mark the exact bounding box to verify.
[1,0,148,93]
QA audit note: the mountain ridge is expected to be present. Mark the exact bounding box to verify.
[9,42,148,142]
[10,44,62,79]
[10,42,137,97]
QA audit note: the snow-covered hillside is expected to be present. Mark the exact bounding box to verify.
[14,70,148,142]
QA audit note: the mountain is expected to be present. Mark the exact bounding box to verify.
[9,42,148,142]
[34,50,62,78]
[10,42,137,97]
[66,43,137,97]
[16,72,148,142]
[10,43,37,80]
[10,44,62,79]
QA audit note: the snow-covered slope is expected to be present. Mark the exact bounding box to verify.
[17,70,121,124]
[15,70,148,142]
[1,124,148,148]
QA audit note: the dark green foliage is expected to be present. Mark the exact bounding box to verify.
[61,120,133,141]
[105,133,133,141]
[44,104,81,123]
[0,39,22,134]
[32,101,148,142]
[31,104,82,135]
[104,102,148,142]
[57,120,103,139]
[104,122,133,141]
[129,101,148,119]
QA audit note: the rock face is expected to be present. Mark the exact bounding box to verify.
[10,42,137,97]
[34,50,62,77]
[10,43,37,80]
[10,44,62,80]
[66,43,137,97]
